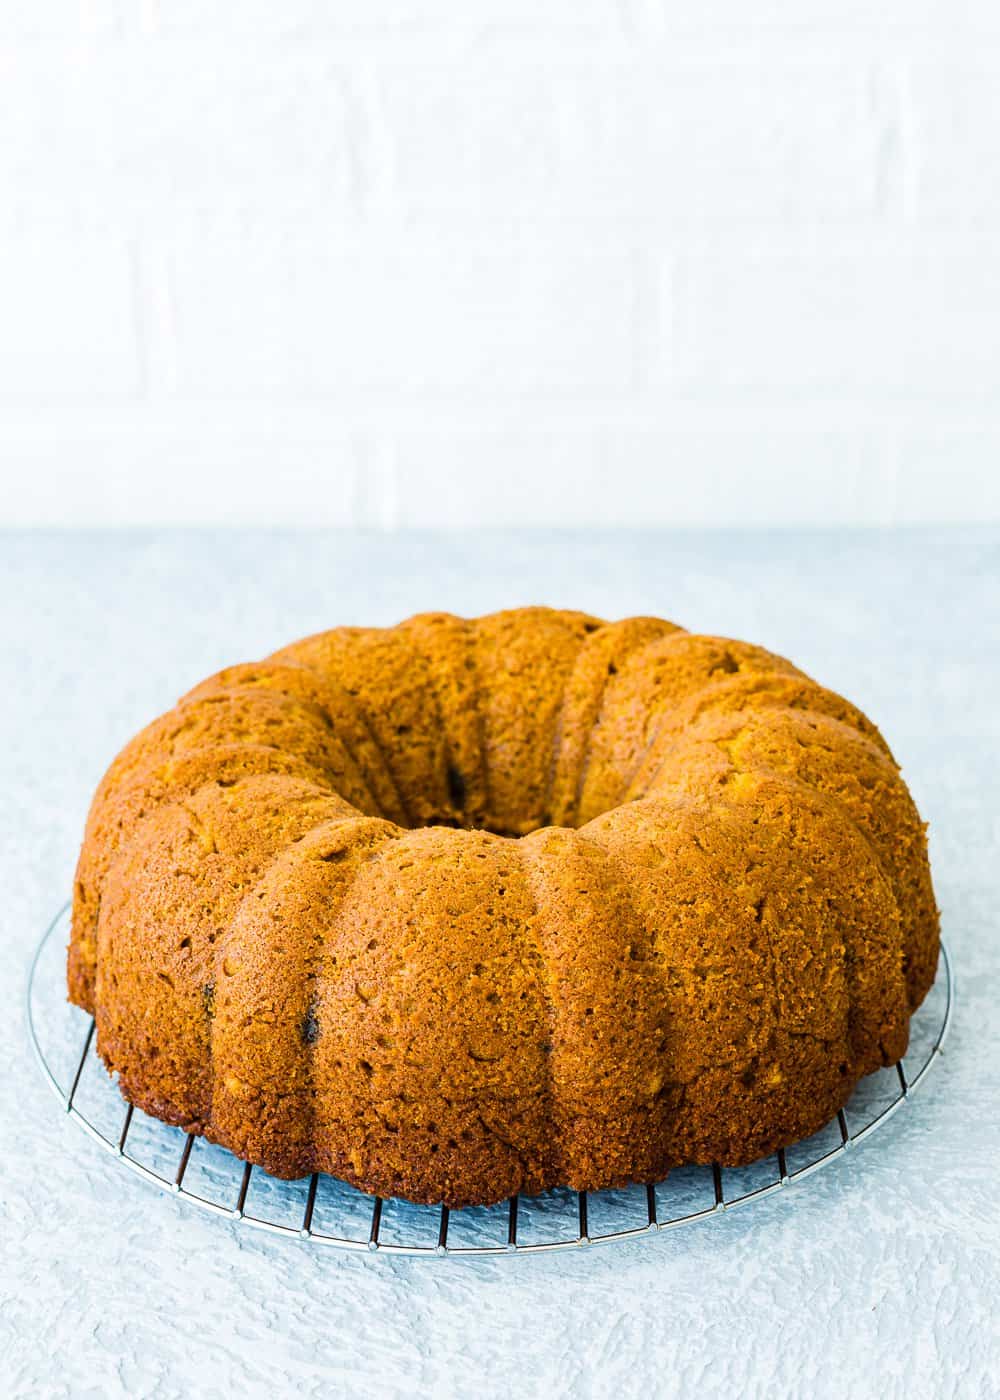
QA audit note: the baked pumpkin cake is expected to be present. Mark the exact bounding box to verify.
[68,608,939,1207]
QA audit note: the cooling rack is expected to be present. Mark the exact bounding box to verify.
[28,904,953,1257]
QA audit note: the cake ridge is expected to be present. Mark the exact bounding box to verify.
[642,703,932,1011]
[609,633,804,815]
[70,726,342,1011]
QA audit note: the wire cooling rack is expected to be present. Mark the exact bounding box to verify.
[28,904,953,1258]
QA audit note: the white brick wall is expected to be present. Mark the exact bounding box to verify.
[170,237,636,394]
[0,2,998,527]
[0,237,139,397]
[674,241,1000,393]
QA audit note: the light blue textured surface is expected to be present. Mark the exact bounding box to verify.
[2,528,997,1399]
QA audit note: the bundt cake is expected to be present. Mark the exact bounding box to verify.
[68,608,939,1207]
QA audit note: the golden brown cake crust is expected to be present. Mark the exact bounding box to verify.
[69,607,940,1207]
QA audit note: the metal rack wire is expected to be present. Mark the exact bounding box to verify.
[28,903,953,1257]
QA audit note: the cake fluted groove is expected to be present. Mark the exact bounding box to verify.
[561,622,680,829]
[470,608,602,836]
[318,626,456,828]
[180,662,382,817]
[268,630,412,828]
[540,614,608,827]
[467,615,492,831]
[513,836,563,1190]
[392,613,475,826]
